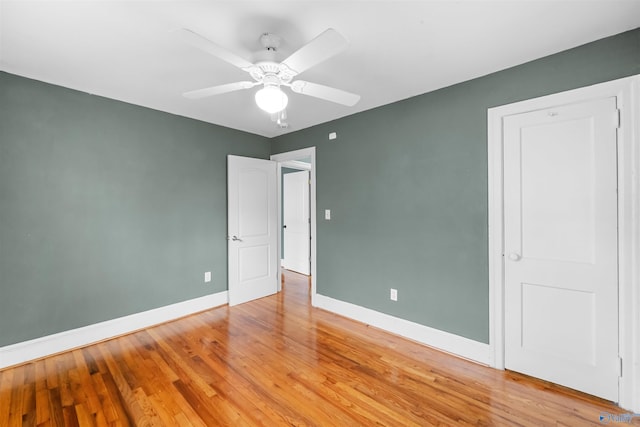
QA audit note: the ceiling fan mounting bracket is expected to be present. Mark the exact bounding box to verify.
[277,63,297,81]
[259,33,281,52]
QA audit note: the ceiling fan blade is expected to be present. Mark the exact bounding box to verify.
[281,28,348,75]
[183,81,257,99]
[177,28,255,71]
[290,81,360,106]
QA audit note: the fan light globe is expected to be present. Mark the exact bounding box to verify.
[255,86,288,114]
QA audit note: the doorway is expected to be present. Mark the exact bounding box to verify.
[271,147,317,301]
[282,167,311,275]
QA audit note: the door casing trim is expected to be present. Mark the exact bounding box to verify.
[487,75,640,410]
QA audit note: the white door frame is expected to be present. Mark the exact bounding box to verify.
[271,147,317,301]
[488,75,640,410]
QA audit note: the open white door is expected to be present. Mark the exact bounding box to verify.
[228,155,278,306]
[503,97,619,401]
[283,170,310,275]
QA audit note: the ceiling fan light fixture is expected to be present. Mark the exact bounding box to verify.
[255,85,288,114]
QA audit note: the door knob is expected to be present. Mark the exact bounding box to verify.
[509,253,521,261]
[229,235,242,242]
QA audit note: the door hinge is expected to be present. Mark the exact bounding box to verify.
[614,109,621,129]
[619,356,623,377]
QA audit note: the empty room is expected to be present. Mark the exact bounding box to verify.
[1,1,640,425]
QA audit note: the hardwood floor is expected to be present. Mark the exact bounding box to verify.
[0,270,635,426]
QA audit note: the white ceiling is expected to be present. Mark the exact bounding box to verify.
[1,1,639,138]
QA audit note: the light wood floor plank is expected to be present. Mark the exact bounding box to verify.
[0,270,637,426]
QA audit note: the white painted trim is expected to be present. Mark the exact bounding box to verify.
[0,291,228,370]
[271,147,317,300]
[487,74,640,411]
[629,75,640,413]
[280,160,312,171]
[315,294,492,365]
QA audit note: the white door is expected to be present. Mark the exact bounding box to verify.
[503,97,619,401]
[283,170,310,275]
[227,155,278,306]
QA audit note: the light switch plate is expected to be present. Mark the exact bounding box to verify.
[325,209,331,220]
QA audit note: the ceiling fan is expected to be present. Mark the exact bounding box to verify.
[178,27,361,121]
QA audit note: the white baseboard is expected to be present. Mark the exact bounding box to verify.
[313,294,492,365]
[0,291,229,369]
[1,290,491,369]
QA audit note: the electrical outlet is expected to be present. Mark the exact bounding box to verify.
[204,271,211,283]
[390,288,398,301]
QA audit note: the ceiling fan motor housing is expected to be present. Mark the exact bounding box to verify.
[248,61,296,86]
[261,73,281,88]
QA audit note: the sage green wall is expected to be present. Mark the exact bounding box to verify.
[0,71,269,347]
[2,28,638,349]
[271,28,640,343]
